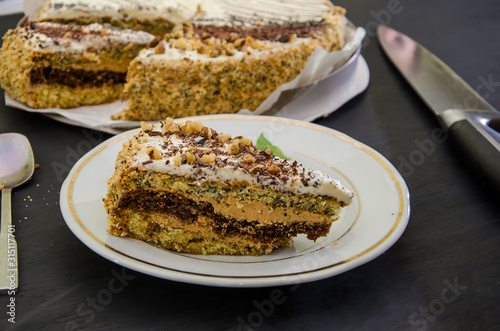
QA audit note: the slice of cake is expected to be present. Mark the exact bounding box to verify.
[0,20,155,108]
[117,4,346,120]
[104,118,354,255]
[34,0,201,36]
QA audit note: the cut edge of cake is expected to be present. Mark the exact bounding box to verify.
[0,20,155,109]
[117,6,347,120]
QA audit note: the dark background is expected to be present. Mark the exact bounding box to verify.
[1,0,499,329]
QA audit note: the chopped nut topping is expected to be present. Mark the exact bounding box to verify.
[209,49,220,57]
[229,144,239,155]
[146,146,162,160]
[234,38,245,48]
[161,123,169,135]
[166,122,180,133]
[200,126,213,139]
[141,121,154,132]
[181,122,193,134]
[161,21,290,58]
[172,152,182,166]
[267,164,281,175]
[185,152,196,163]
[201,152,216,163]
[154,42,165,54]
[181,120,204,134]
[249,164,265,174]
[161,117,181,133]
[218,133,231,142]
[241,137,253,146]
[191,121,204,132]
[164,117,174,127]
[242,153,256,164]
[136,119,339,198]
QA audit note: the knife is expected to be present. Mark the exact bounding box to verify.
[377,25,500,192]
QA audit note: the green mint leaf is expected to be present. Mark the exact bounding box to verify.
[256,133,291,160]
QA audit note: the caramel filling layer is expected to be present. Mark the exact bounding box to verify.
[116,190,333,242]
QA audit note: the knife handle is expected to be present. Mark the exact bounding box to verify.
[447,116,500,193]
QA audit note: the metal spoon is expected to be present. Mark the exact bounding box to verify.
[0,133,35,294]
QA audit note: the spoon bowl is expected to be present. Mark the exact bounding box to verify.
[0,133,34,294]
[0,133,35,188]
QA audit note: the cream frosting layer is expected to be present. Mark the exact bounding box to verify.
[130,121,354,205]
[35,0,335,25]
[36,0,202,25]
[23,22,155,54]
[136,37,309,65]
[196,0,335,24]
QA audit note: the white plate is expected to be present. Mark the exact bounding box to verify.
[60,115,410,287]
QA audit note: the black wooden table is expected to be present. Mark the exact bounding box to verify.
[1,0,499,329]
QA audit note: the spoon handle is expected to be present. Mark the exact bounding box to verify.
[0,188,18,294]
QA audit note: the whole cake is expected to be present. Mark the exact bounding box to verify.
[104,118,354,255]
[118,4,346,120]
[0,20,155,108]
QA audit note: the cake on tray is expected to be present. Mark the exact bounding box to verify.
[0,20,155,109]
[117,4,346,120]
[0,0,350,118]
[104,118,354,255]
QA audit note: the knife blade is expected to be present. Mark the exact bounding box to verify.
[377,25,500,193]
